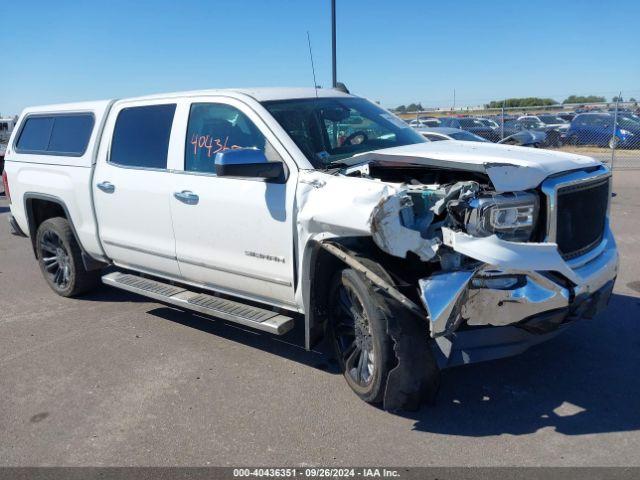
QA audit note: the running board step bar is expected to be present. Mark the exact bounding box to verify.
[102,272,294,335]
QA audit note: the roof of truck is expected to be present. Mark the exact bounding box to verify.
[127,87,353,102]
[19,88,354,114]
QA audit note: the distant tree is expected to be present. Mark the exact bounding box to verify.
[486,97,557,108]
[630,97,637,102]
[395,105,407,113]
[406,103,424,112]
[612,96,624,103]
[563,95,606,104]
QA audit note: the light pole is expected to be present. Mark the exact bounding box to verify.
[331,0,337,88]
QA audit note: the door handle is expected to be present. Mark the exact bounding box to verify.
[174,190,199,205]
[97,181,115,193]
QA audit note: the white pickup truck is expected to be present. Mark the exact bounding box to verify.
[3,88,618,410]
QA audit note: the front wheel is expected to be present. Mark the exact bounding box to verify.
[328,269,395,404]
[36,217,100,297]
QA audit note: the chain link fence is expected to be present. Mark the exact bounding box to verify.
[399,101,640,169]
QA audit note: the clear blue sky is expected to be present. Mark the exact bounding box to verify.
[1,0,638,115]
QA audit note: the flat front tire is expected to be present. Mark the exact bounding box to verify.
[35,217,100,297]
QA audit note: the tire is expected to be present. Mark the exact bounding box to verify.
[35,217,100,297]
[328,268,395,404]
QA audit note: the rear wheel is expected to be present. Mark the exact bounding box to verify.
[35,217,100,297]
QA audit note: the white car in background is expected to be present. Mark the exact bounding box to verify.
[409,117,440,128]
[518,114,570,131]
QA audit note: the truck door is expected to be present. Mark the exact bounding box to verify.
[93,100,181,277]
[168,97,297,309]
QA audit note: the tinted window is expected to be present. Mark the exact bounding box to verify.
[111,104,176,169]
[423,133,447,141]
[450,131,490,142]
[573,115,588,126]
[16,117,54,151]
[16,114,94,155]
[185,103,274,174]
[580,115,609,127]
[538,115,567,124]
[458,118,485,128]
[48,115,94,154]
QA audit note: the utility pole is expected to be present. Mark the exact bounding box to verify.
[611,91,621,168]
[453,88,456,111]
[331,0,337,88]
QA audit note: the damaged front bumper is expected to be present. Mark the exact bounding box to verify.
[419,226,618,366]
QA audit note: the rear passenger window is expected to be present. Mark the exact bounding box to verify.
[16,114,94,155]
[185,103,274,174]
[110,104,176,169]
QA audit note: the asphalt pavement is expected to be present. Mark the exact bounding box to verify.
[1,171,639,467]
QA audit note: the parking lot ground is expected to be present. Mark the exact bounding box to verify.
[1,170,639,467]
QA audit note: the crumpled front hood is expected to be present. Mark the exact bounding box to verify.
[355,141,600,192]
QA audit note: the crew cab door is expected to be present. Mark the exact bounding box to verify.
[93,100,181,276]
[168,97,298,308]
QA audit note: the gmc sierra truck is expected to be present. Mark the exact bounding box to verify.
[2,88,618,410]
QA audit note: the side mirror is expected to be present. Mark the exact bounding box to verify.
[214,148,285,180]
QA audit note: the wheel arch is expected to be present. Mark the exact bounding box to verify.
[302,237,423,350]
[303,239,345,350]
[23,193,105,270]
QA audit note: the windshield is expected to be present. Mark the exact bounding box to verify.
[458,118,486,128]
[521,119,545,129]
[619,113,640,124]
[262,97,426,168]
[478,119,498,127]
[618,117,640,129]
[449,131,490,142]
[538,115,567,124]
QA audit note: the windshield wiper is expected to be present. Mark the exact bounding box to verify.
[328,159,350,167]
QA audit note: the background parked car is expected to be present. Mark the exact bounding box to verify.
[565,113,640,148]
[417,127,490,143]
[525,114,570,129]
[497,130,546,147]
[512,116,564,146]
[557,112,577,122]
[438,117,499,142]
[409,117,441,128]
[501,119,550,145]
[477,117,500,129]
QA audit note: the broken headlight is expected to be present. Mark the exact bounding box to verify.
[465,191,539,241]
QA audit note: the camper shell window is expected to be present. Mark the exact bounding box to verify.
[15,113,95,156]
